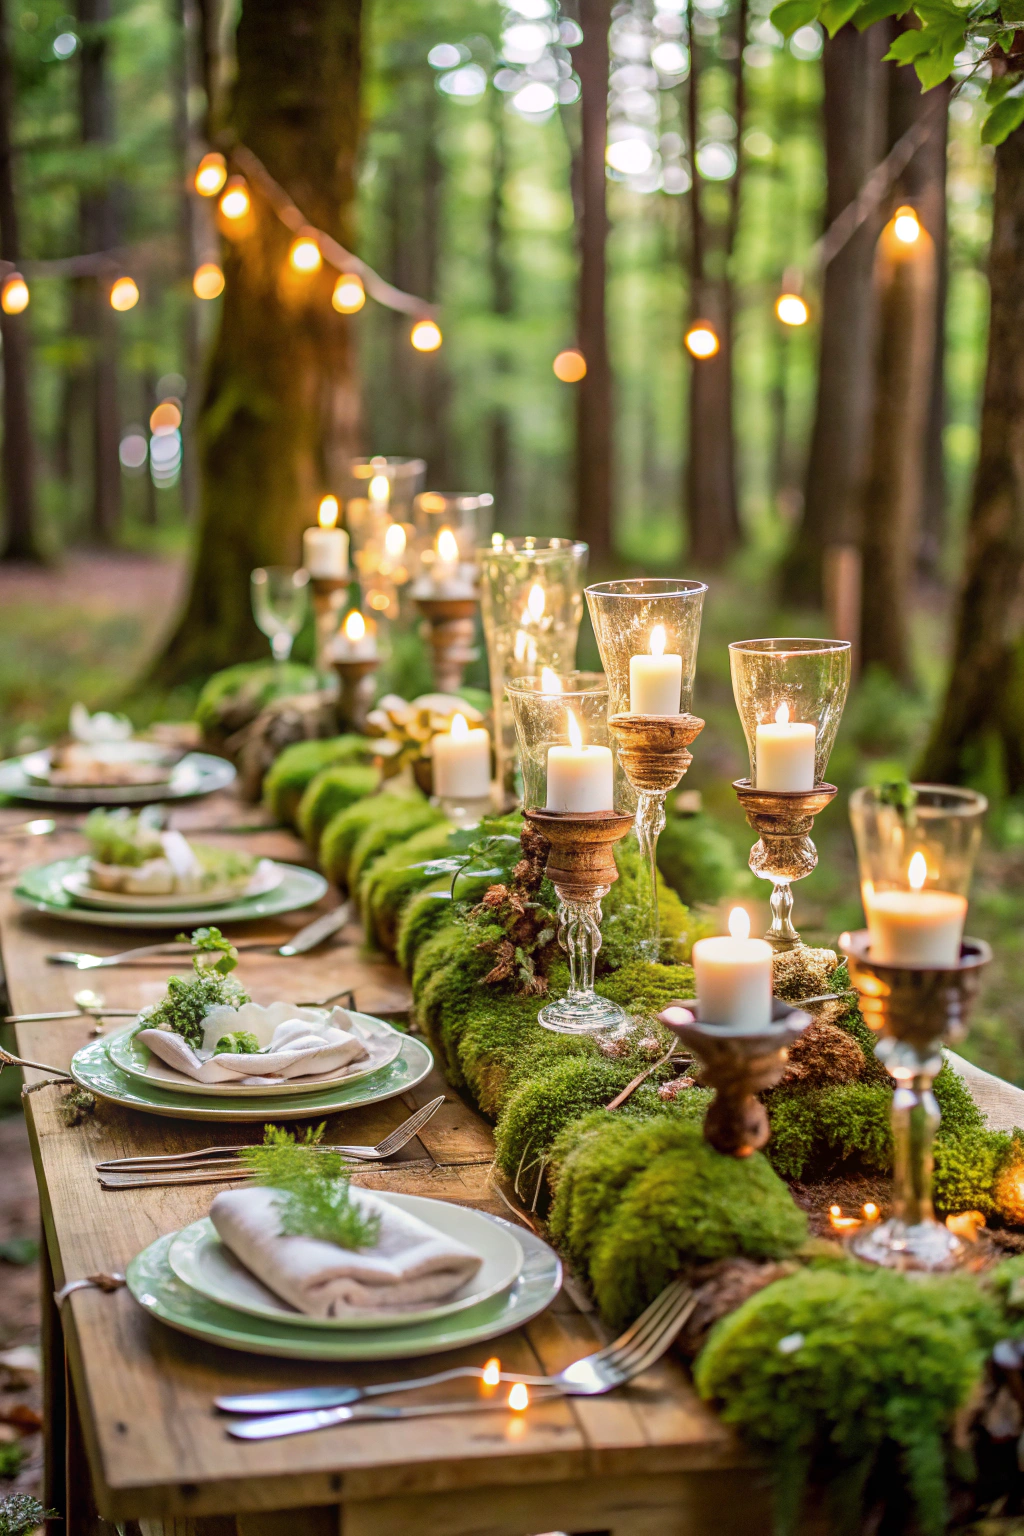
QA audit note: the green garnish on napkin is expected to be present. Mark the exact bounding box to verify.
[140,927,250,1049]
[215,1031,261,1054]
[241,1125,381,1251]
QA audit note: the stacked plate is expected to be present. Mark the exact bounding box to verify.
[0,749,236,806]
[128,1194,563,1360]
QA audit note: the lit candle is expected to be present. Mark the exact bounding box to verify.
[629,624,683,715]
[432,527,460,589]
[302,495,349,579]
[433,712,491,799]
[691,907,773,1030]
[864,851,967,966]
[368,471,390,513]
[545,709,614,813]
[755,702,816,791]
[333,608,377,661]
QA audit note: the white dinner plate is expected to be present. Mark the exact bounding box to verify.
[0,750,235,806]
[167,1195,524,1330]
[61,859,284,911]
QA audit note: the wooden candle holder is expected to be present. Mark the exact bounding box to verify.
[310,576,349,673]
[332,657,379,732]
[415,594,479,694]
[732,780,838,952]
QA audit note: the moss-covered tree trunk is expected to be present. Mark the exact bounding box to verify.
[919,120,1024,792]
[151,0,361,687]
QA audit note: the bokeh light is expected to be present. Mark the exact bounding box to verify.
[109,276,139,311]
[193,262,225,300]
[893,205,921,244]
[411,319,442,352]
[332,273,366,313]
[553,349,587,383]
[776,293,809,327]
[289,234,322,274]
[1,274,29,314]
[685,323,719,359]
[194,151,227,197]
[219,177,250,221]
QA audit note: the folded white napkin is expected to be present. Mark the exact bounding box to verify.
[210,1185,484,1317]
[137,1002,370,1085]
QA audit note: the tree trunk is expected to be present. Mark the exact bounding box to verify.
[573,0,613,566]
[151,0,362,687]
[780,23,887,603]
[0,0,40,562]
[918,119,1024,792]
[489,88,514,523]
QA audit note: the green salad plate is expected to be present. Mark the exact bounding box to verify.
[71,1024,434,1121]
[15,856,327,929]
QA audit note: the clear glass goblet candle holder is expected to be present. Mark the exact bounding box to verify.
[586,578,708,963]
[845,783,988,1270]
[251,566,311,665]
[506,672,632,1036]
[479,537,589,798]
[345,456,426,620]
[728,637,851,949]
[412,492,494,592]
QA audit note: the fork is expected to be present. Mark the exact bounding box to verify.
[47,939,289,969]
[222,1280,697,1439]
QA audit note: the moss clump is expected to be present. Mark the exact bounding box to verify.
[195,661,320,745]
[263,736,373,827]
[296,763,380,849]
[596,959,695,1015]
[599,838,711,968]
[396,888,455,973]
[694,1267,1002,1536]
[656,810,739,906]
[321,792,421,889]
[349,802,448,897]
[362,826,457,952]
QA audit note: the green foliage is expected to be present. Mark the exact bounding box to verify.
[241,1125,381,1249]
[320,792,424,888]
[262,736,374,827]
[84,807,163,866]
[694,1268,1003,1536]
[656,811,739,907]
[195,662,320,741]
[214,1030,260,1054]
[933,1125,1018,1217]
[296,763,380,850]
[141,927,248,1048]
[0,1446,25,1481]
[0,1495,55,1535]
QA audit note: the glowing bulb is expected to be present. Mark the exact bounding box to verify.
[728,907,751,941]
[507,1382,529,1412]
[368,474,390,504]
[829,1204,841,1218]
[1,274,28,314]
[149,401,182,435]
[318,495,340,530]
[482,1357,500,1387]
[863,1203,879,1221]
[491,533,504,550]
[685,323,719,359]
[332,273,365,313]
[650,624,666,658]
[774,701,790,726]
[553,348,587,383]
[343,609,366,642]
[567,709,583,752]
[219,178,250,220]
[436,527,459,563]
[908,851,928,890]
[776,293,809,327]
[893,205,920,244]
[411,318,442,352]
[451,712,469,741]
[383,521,407,558]
[526,584,545,623]
[192,262,225,299]
[540,668,562,694]
[289,233,322,274]
[109,276,139,311]
[194,151,227,197]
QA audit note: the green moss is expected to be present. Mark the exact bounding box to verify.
[596,959,695,1014]
[296,763,380,849]
[766,1082,895,1180]
[694,1268,1002,1536]
[933,1125,1017,1217]
[396,888,455,973]
[599,836,711,967]
[195,661,320,742]
[320,793,419,888]
[349,803,448,896]
[412,920,496,1083]
[263,736,373,827]
[362,826,458,952]
[657,811,740,906]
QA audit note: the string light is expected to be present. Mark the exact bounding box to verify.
[507,1383,529,1412]
[332,273,365,313]
[109,276,139,311]
[150,400,182,435]
[0,274,29,314]
[775,293,809,327]
[684,322,719,360]
[411,318,442,352]
[289,231,322,274]
[482,1358,501,1387]
[193,262,225,300]
[219,177,251,221]
[893,204,921,244]
[194,151,227,197]
[553,348,586,383]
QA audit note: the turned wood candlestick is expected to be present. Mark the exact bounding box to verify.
[415,594,479,694]
[523,808,634,1036]
[733,780,838,952]
[310,576,350,674]
[658,998,812,1157]
[332,657,379,732]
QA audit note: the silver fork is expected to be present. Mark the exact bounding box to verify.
[223,1280,697,1439]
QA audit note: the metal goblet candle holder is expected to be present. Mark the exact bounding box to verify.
[732,780,838,951]
[840,930,991,1271]
[415,593,479,694]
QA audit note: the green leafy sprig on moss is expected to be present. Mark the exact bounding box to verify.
[241,1125,381,1250]
[140,927,249,1049]
[0,1495,56,1536]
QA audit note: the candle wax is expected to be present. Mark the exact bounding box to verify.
[629,651,683,714]
[433,725,491,799]
[545,744,614,813]
[865,887,967,966]
[691,933,774,1030]
[754,719,816,791]
[302,525,349,580]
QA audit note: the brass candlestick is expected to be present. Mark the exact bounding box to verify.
[310,577,349,673]
[609,712,704,962]
[523,808,634,1036]
[733,780,838,952]
[658,999,812,1157]
[415,594,479,694]
[333,657,378,732]
[840,930,991,1270]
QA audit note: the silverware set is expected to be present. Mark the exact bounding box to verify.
[45,901,352,970]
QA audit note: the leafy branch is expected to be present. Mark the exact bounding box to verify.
[141,926,248,1048]
[241,1124,381,1250]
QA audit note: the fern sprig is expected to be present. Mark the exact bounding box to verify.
[241,1125,380,1251]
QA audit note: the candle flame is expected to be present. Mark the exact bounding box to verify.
[526,584,545,623]
[437,527,459,563]
[482,1357,500,1386]
[650,623,667,658]
[863,1202,879,1221]
[343,610,366,642]
[384,522,407,558]
[728,907,750,941]
[507,1382,529,1412]
[908,851,928,891]
[567,709,583,752]
[368,473,390,503]
[318,495,339,530]
[451,712,469,741]
[492,532,504,550]
[775,701,790,726]
[540,668,562,694]
[828,1204,861,1231]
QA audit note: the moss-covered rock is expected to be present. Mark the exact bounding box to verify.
[296,763,380,849]
[396,888,455,973]
[320,792,421,889]
[263,736,373,827]
[656,810,739,907]
[362,826,457,952]
[195,661,321,748]
[350,802,448,897]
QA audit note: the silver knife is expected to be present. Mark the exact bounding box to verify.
[227,1393,555,1441]
[277,901,351,956]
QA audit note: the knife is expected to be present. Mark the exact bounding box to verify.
[226,1393,556,1441]
[277,901,351,956]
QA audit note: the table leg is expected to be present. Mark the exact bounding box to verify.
[40,1232,66,1532]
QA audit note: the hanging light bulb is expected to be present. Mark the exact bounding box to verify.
[684,322,718,359]
[411,318,442,351]
[192,262,225,300]
[332,273,366,313]
[775,293,809,327]
[289,230,322,274]
[893,205,921,245]
[553,348,586,382]
[0,273,29,314]
[219,176,250,221]
[109,276,139,311]
[194,151,227,197]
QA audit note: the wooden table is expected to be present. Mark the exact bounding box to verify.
[0,797,764,1536]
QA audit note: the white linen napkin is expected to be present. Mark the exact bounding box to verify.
[210,1185,483,1317]
[137,1002,370,1085]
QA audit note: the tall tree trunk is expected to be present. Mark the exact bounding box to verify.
[175,0,202,521]
[780,23,887,603]
[489,88,514,523]
[151,0,362,686]
[573,0,613,565]
[918,120,1024,792]
[0,0,40,562]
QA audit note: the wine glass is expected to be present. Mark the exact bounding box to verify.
[251,566,310,664]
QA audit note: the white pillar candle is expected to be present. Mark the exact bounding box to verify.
[864,852,967,965]
[303,497,349,579]
[754,702,816,791]
[433,713,491,799]
[545,709,614,812]
[691,908,773,1030]
[629,624,683,715]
